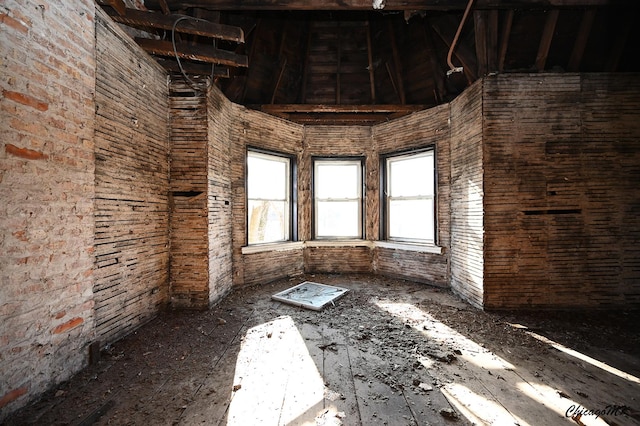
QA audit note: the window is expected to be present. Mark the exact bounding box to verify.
[247,149,294,244]
[313,158,363,239]
[383,149,435,243]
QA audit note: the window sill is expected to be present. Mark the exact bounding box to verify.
[305,239,370,248]
[241,241,304,255]
[241,240,444,255]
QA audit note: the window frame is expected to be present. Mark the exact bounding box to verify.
[380,147,437,245]
[312,156,365,240]
[246,147,297,246]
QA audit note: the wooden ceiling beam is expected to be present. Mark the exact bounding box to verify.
[98,0,126,16]
[154,58,230,77]
[535,9,560,71]
[487,10,499,72]
[135,38,249,67]
[146,0,616,12]
[104,7,244,43]
[421,22,446,104]
[387,21,406,105]
[365,21,376,104]
[567,9,596,71]
[259,104,425,113]
[157,0,171,14]
[498,9,514,72]
[474,10,489,76]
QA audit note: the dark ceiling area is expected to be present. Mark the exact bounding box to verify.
[98,0,638,124]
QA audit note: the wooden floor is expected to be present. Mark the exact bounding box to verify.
[7,274,640,425]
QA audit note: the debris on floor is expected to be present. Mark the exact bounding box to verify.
[271,281,349,310]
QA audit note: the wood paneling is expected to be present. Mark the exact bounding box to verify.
[482,73,640,309]
[374,248,448,286]
[243,250,304,287]
[305,247,373,274]
[169,79,209,308]
[449,80,484,307]
[230,107,304,286]
[372,106,452,285]
[95,12,170,341]
[207,88,234,302]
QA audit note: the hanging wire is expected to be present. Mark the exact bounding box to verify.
[171,15,218,93]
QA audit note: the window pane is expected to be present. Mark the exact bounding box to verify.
[248,200,288,244]
[315,163,359,199]
[317,201,359,237]
[389,154,433,197]
[248,154,288,200]
[388,199,434,241]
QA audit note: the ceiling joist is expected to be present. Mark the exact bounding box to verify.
[260,104,425,114]
[105,7,245,43]
[136,38,249,67]
[154,58,230,77]
[145,0,615,11]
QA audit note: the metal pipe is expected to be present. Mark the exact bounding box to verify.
[446,0,475,75]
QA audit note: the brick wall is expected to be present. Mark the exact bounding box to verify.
[0,0,96,417]
[94,9,170,340]
[483,73,640,309]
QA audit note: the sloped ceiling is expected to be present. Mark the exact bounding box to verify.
[99,0,638,124]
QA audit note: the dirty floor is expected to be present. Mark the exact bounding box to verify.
[6,274,640,425]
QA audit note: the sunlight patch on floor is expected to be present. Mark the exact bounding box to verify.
[522,328,640,385]
[374,300,589,425]
[442,383,528,425]
[516,381,609,426]
[227,315,324,426]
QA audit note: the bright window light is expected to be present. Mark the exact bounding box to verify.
[384,150,435,243]
[314,159,363,238]
[247,150,291,244]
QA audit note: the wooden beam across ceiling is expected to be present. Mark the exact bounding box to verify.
[259,104,426,113]
[146,0,616,11]
[154,58,230,77]
[535,9,560,71]
[105,7,244,43]
[135,38,249,67]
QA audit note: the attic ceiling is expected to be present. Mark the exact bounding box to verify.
[99,0,637,125]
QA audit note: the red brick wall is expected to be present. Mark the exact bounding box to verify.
[0,0,96,416]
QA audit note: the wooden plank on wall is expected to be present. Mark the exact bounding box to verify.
[94,13,170,344]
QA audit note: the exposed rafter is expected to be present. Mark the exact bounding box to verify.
[146,0,616,11]
[136,38,249,67]
[104,7,244,43]
[535,9,560,71]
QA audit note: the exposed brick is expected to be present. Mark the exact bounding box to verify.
[5,144,49,161]
[12,230,28,242]
[0,386,28,409]
[2,89,48,111]
[51,317,84,335]
[0,13,29,34]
